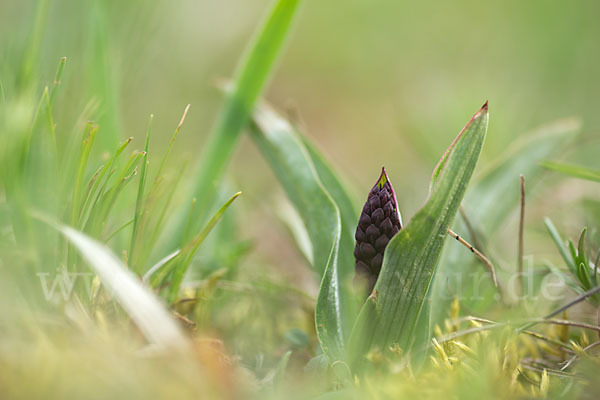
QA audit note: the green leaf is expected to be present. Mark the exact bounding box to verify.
[300,136,359,244]
[540,161,600,183]
[250,103,351,363]
[349,103,489,365]
[168,0,302,251]
[431,118,580,321]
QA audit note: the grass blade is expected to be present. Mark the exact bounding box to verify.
[540,161,600,183]
[49,56,67,107]
[166,192,242,303]
[349,103,489,365]
[129,114,152,269]
[170,0,302,250]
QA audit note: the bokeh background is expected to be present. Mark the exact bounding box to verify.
[2,0,598,203]
[1,0,599,377]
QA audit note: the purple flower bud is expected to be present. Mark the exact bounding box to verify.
[354,167,402,294]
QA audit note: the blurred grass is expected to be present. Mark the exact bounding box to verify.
[2,0,598,202]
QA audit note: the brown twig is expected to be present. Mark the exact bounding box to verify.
[534,319,600,333]
[519,363,575,378]
[448,228,499,288]
[561,340,600,371]
[444,316,573,353]
[522,330,575,353]
[459,206,485,251]
[437,324,502,344]
[544,286,600,319]
[517,285,600,333]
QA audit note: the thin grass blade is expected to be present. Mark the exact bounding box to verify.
[129,115,152,269]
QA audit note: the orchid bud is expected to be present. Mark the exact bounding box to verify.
[354,167,402,294]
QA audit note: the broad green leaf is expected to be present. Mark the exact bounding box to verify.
[301,137,359,245]
[540,161,600,183]
[43,218,190,352]
[300,134,360,357]
[349,103,489,365]
[431,118,580,321]
[166,0,302,252]
[250,103,351,363]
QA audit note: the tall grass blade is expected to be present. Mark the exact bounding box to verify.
[170,0,302,250]
[71,123,98,226]
[49,57,67,106]
[129,115,152,268]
